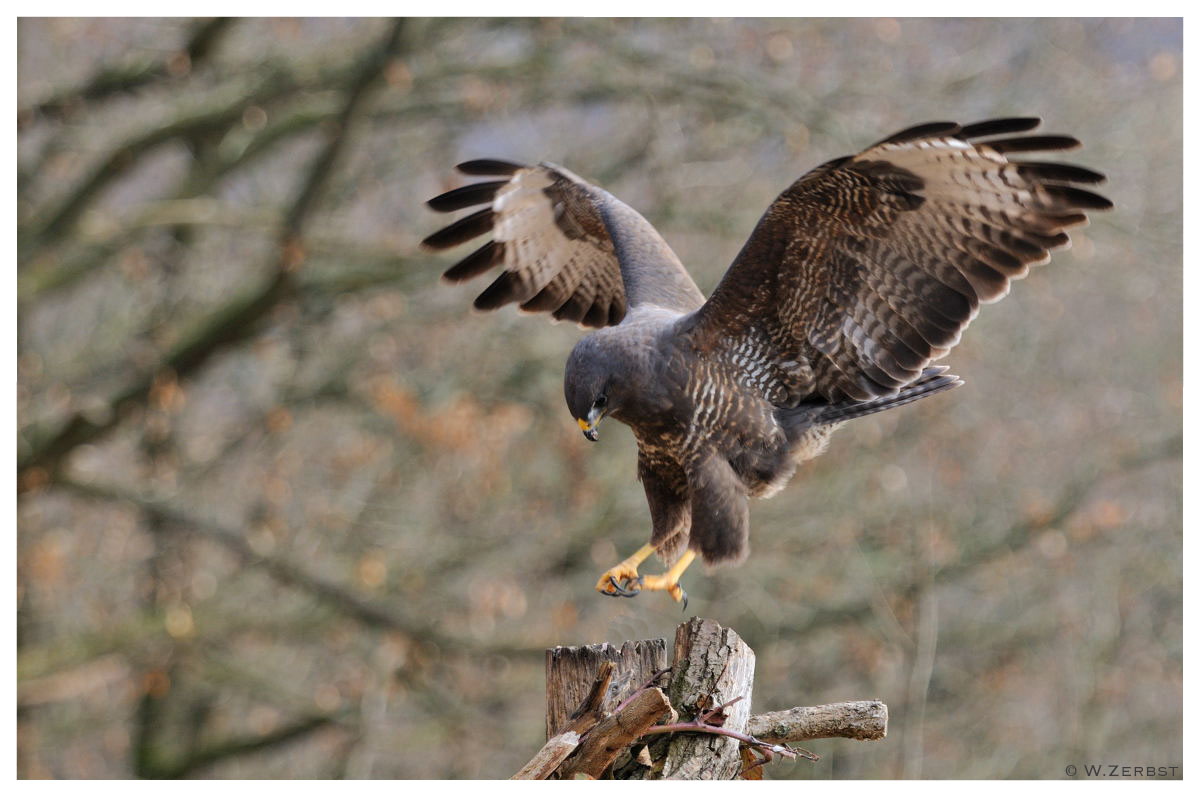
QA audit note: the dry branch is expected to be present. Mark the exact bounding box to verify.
[560,660,614,737]
[512,732,580,780]
[747,700,888,742]
[557,687,671,780]
[521,654,670,779]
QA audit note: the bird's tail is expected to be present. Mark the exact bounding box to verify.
[781,366,963,430]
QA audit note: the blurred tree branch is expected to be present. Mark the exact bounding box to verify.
[21,66,297,256]
[18,20,408,485]
[18,27,411,270]
[17,602,335,686]
[784,432,1182,642]
[53,477,540,660]
[138,711,341,779]
[58,477,430,634]
[19,42,716,305]
[18,103,340,303]
[18,18,234,129]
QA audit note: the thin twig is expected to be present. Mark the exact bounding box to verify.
[610,667,672,717]
[640,689,818,771]
[641,719,813,761]
[697,694,744,724]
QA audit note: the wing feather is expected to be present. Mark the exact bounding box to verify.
[425,180,508,212]
[688,117,1111,403]
[420,207,494,250]
[454,159,523,176]
[958,117,1042,139]
[423,161,704,327]
[441,240,503,282]
[870,120,961,147]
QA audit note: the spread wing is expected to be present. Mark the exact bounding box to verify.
[686,117,1112,403]
[422,160,705,327]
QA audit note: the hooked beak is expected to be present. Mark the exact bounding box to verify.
[577,408,605,442]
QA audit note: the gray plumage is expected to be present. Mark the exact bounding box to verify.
[423,117,1111,576]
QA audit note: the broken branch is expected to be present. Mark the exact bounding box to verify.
[747,700,888,743]
[557,686,671,780]
[512,731,580,780]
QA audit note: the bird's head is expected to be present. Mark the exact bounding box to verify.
[564,336,620,442]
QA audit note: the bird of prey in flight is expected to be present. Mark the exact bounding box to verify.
[422,117,1110,605]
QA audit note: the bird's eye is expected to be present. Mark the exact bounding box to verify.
[594,394,607,409]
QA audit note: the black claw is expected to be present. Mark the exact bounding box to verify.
[603,574,642,598]
[680,587,689,613]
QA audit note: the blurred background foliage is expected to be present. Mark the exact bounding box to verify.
[16,17,1180,779]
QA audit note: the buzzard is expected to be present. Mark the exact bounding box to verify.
[422,118,1110,605]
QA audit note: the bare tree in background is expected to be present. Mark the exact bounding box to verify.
[17,18,1181,778]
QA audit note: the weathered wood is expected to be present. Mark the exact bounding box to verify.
[556,687,670,780]
[541,619,887,780]
[511,731,580,780]
[659,617,755,779]
[558,660,613,739]
[748,700,888,743]
[545,638,669,739]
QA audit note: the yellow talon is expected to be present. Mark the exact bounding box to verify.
[595,547,697,605]
[596,543,655,595]
[639,550,696,603]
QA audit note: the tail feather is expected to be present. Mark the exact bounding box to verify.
[781,366,962,433]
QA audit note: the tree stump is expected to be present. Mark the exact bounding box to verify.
[543,618,754,779]
[527,617,888,779]
[658,617,755,779]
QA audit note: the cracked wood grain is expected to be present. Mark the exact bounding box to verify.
[659,617,755,779]
[544,638,668,739]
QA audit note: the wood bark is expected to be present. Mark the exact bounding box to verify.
[544,638,668,739]
[658,617,755,779]
[747,700,888,743]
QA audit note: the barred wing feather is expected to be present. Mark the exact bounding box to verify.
[689,117,1112,403]
[423,160,703,327]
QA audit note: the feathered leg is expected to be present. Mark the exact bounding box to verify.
[595,452,692,601]
[686,450,751,565]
